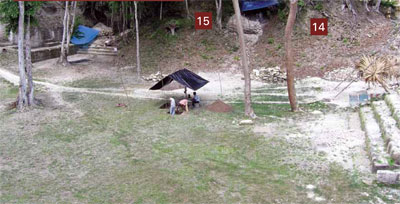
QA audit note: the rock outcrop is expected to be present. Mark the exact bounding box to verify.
[252,66,286,83]
[93,23,113,36]
[227,15,263,45]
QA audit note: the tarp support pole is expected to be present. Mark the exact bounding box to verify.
[184,87,187,98]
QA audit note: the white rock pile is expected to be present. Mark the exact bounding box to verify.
[93,23,113,36]
[323,67,358,81]
[143,72,165,82]
[227,15,263,46]
[252,66,286,83]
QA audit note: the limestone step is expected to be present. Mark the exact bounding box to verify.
[372,101,400,165]
[87,46,117,52]
[0,42,13,47]
[360,107,392,172]
[76,50,118,56]
[79,48,117,54]
[44,41,60,47]
[384,94,400,128]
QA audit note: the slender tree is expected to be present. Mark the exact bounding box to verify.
[134,1,141,78]
[232,0,255,118]
[59,1,69,66]
[17,1,27,110]
[342,0,357,16]
[364,0,370,12]
[160,2,163,20]
[284,0,298,112]
[25,16,34,105]
[66,1,77,55]
[215,0,222,30]
[374,0,382,12]
[0,0,41,108]
[185,0,191,19]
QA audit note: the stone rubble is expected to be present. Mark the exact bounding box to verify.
[93,23,113,37]
[142,72,165,82]
[323,67,359,81]
[377,170,400,184]
[252,66,286,83]
[227,15,263,46]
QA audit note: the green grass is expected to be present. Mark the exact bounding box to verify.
[66,77,122,89]
[230,100,327,118]
[0,89,397,203]
[0,78,18,99]
[252,86,323,94]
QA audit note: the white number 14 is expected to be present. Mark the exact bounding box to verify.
[313,23,325,31]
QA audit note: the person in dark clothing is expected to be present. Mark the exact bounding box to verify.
[192,92,200,107]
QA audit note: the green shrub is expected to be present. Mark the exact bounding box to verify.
[278,8,287,22]
[314,2,323,11]
[381,0,397,8]
[298,0,305,7]
[267,38,275,44]
[276,43,282,50]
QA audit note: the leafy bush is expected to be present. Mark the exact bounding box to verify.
[267,38,275,44]
[381,0,397,8]
[278,8,288,22]
[298,0,306,7]
[314,2,323,11]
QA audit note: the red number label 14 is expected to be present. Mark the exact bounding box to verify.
[310,18,328,36]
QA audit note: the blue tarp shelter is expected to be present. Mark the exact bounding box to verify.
[240,0,279,12]
[70,25,99,46]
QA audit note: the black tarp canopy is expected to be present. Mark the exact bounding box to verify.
[149,69,209,91]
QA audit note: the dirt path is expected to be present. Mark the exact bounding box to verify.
[0,67,165,101]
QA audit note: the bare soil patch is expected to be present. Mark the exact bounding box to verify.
[206,99,233,113]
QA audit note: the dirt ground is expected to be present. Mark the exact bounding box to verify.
[1,2,400,201]
[1,51,400,203]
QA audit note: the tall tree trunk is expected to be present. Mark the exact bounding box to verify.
[25,17,34,106]
[215,0,222,30]
[232,0,255,118]
[122,2,126,31]
[134,2,141,78]
[185,0,190,19]
[374,0,382,12]
[364,0,370,12]
[17,1,27,110]
[343,0,357,16]
[160,2,163,20]
[284,0,298,112]
[118,3,122,33]
[111,6,114,31]
[59,1,69,66]
[130,6,134,29]
[67,1,77,55]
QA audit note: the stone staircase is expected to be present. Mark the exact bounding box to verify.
[77,46,118,56]
[359,93,400,184]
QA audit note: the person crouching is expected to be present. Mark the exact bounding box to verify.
[179,99,189,113]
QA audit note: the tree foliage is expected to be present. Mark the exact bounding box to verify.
[0,0,42,34]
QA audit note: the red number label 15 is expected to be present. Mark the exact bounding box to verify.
[195,12,212,30]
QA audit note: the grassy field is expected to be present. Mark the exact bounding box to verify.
[0,80,397,203]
